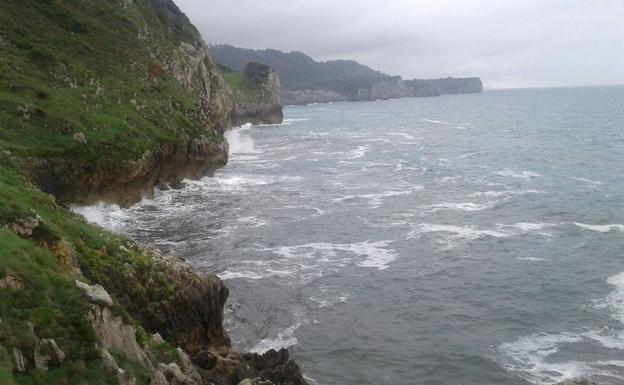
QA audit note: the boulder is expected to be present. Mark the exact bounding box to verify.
[73,132,87,144]
[75,280,113,307]
[9,216,40,236]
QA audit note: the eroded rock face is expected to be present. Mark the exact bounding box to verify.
[0,274,26,290]
[12,348,27,373]
[192,347,306,385]
[9,216,40,236]
[76,280,114,307]
[230,66,283,127]
[29,138,228,207]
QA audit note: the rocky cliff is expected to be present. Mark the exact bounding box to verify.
[210,45,483,106]
[226,63,284,127]
[1,0,235,207]
[0,1,306,384]
[281,77,484,105]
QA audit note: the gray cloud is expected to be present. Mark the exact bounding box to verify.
[176,0,624,88]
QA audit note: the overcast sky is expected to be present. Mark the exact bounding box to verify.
[175,0,624,89]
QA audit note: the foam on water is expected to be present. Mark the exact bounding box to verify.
[225,125,261,154]
[574,223,624,233]
[249,310,307,353]
[71,202,126,230]
[498,272,624,384]
[422,202,494,212]
[495,169,541,180]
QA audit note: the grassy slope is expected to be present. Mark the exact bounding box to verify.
[0,0,220,163]
[0,0,213,383]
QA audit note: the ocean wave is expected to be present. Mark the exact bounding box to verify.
[497,272,624,384]
[411,224,509,240]
[71,202,126,230]
[387,132,416,140]
[347,145,369,159]
[421,202,494,212]
[422,119,450,125]
[271,241,397,271]
[574,223,624,233]
[249,311,306,353]
[495,169,541,180]
[333,187,423,208]
[470,189,546,198]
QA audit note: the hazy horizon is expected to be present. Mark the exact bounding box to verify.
[175,0,624,90]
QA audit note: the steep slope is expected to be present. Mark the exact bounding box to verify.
[210,45,483,105]
[222,63,283,126]
[0,1,307,385]
[0,0,232,207]
[210,44,389,91]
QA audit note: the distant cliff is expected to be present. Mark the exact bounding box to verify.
[210,45,483,106]
[222,63,283,126]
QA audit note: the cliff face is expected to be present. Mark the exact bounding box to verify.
[0,1,307,384]
[210,45,483,106]
[0,0,234,207]
[228,63,284,127]
[282,77,484,105]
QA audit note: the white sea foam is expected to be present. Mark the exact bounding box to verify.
[594,272,624,324]
[237,216,267,228]
[568,176,604,186]
[333,187,423,208]
[249,319,304,353]
[271,241,398,271]
[423,119,450,125]
[387,132,416,140]
[498,272,624,384]
[217,270,266,280]
[500,222,557,236]
[411,224,509,240]
[470,189,546,198]
[517,257,545,261]
[71,202,126,230]
[347,145,369,159]
[495,169,541,180]
[309,286,350,308]
[422,202,493,212]
[574,223,624,233]
[225,126,261,154]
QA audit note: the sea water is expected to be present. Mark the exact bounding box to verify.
[75,86,624,385]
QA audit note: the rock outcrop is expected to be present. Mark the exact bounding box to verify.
[27,137,229,207]
[228,62,284,127]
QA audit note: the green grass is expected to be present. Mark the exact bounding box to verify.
[0,153,187,383]
[0,0,221,163]
[0,1,222,382]
[221,72,244,92]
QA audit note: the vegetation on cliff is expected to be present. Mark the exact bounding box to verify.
[0,1,303,384]
[210,44,483,105]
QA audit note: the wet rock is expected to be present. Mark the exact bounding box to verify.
[9,216,40,236]
[243,349,306,385]
[73,132,87,144]
[12,348,27,372]
[76,280,113,307]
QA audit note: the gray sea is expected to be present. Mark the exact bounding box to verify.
[77,86,624,385]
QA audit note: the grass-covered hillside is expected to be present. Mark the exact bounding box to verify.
[0,1,233,384]
[0,0,226,165]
